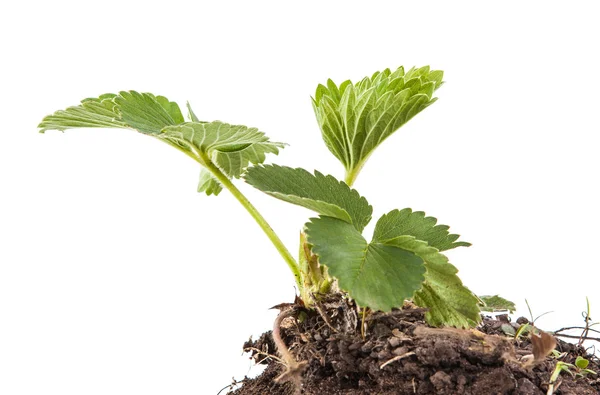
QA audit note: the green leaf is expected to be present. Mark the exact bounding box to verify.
[114,91,182,134]
[158,122,283,177]
[214,142,284,179]
[39,95,282,191]
[479,295,517,313]
[38,91,184,135]
[312,66,443,181]
[412,252,481,328]
[244,165,372,232]
[575,356,590,370]
[305,216,425,311]
[155,95,185,124]
[38,94,126,132]
[373,208,470,251]
[197,169,223,196]
[375,215,479,327]
[370,209,478,327]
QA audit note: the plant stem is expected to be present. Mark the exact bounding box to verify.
[344,154,371,187]
[201,154,303,289]
[344,166,360,187]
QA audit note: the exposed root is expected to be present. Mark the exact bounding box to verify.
[379,351,415,369]
[216,377,243,395]
[271,307,308,392]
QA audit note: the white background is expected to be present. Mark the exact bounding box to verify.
[1,1,599,394]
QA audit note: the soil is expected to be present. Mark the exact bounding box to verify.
[227,295,600,395]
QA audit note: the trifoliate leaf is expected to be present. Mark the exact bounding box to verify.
[479,295,516,313]
[305,216,425,312]
[312,66,443,183]
[245,165,372,232]
[158,122,283,176]
[197,169,223,196]
[39,95,282,192]
[373,208,470,251]
[38,91,183,135]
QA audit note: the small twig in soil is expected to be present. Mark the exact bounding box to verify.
[553,333,600,343]
[379,351,416,369]
[578,296,598,347]
[313,298,338,333]
[242,346,286,365]
[553,326,600,336]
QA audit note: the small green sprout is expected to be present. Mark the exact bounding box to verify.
[548,357,597,395]
[38,66,480,328]
[574,356,596,374]
[513,299,554,340]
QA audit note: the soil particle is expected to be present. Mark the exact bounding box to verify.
[230,296,600,395]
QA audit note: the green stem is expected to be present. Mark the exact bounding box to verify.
[344,167,360,187]
[201,154,303,290]
[345,152,374,187]
[344,158,367,187]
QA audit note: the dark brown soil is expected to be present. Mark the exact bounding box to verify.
[227,296,600,395]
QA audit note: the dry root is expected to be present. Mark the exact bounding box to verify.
[271,307,308,393]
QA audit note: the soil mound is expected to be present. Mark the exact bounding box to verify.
[229,296,599,394]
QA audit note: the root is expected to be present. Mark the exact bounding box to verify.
[380,351,416,369]
[272,308,308,391]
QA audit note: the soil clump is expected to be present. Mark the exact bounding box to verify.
[229,295,599,394]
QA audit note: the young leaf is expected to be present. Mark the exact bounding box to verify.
[312,66,443,184]
[305,216,425,312]
[244,165,372,232]
[373,208,471,251]
[575,356,590,370]
[38,91,184,135]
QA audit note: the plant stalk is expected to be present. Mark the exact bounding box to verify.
[344,167,360,187]
[345,152,374,187]
[200,153,303,290]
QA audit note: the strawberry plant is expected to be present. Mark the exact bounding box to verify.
[39,66,480,329]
